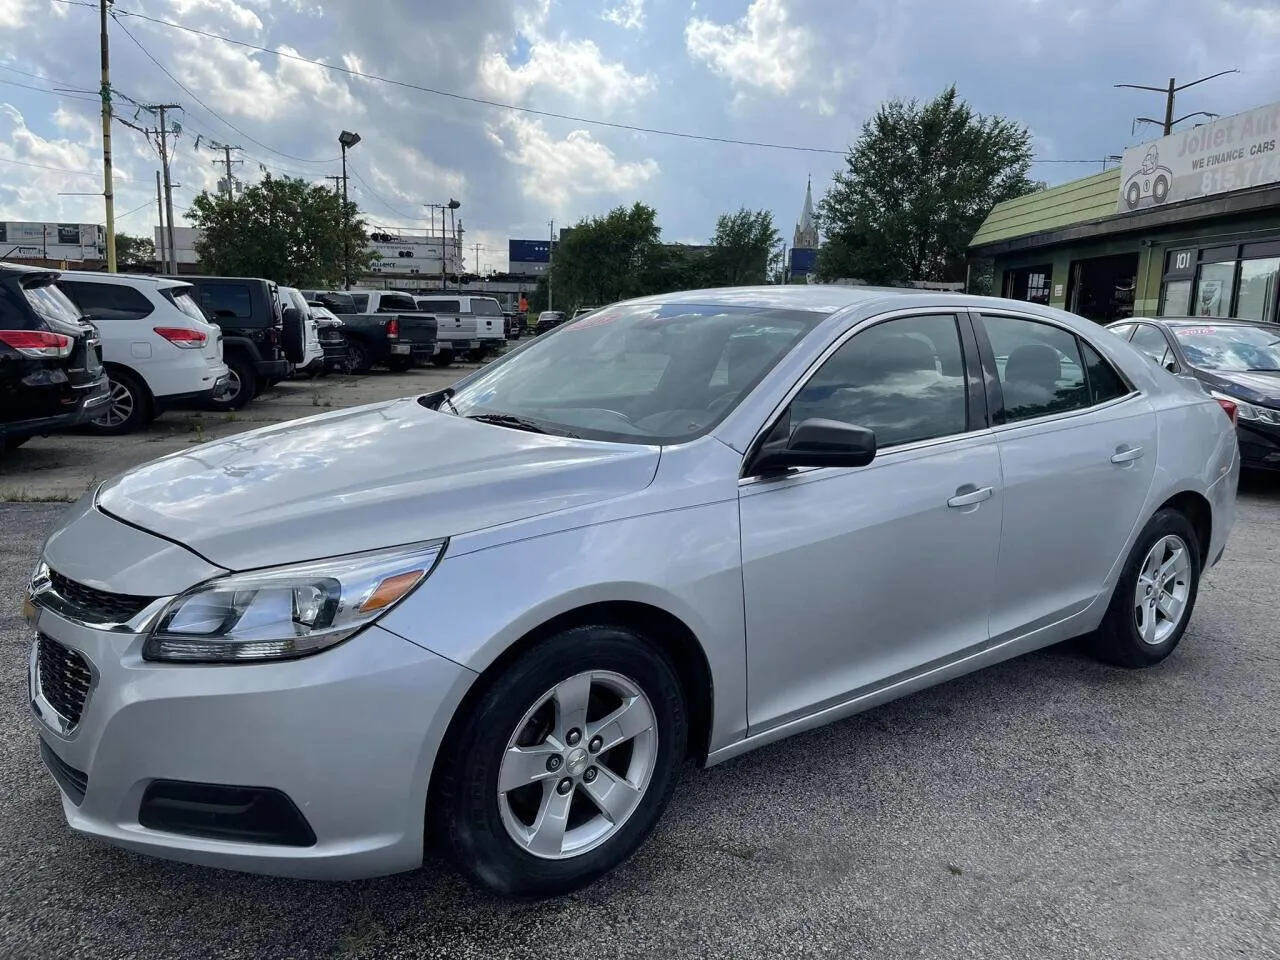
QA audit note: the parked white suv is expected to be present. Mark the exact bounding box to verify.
[58,272,230,434]
[279,287,324,378]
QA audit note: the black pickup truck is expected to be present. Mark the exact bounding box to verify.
[303,290,438,373]
[1,261,110,454]
[174,276,298,408]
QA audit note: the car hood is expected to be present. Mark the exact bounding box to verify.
[97,398,661,570]
[1193,367,1280,404]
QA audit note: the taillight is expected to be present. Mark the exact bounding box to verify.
[0,329,74,359]
[154,326,208,349]
[386,318,400,338]
[1215,397,1238,424]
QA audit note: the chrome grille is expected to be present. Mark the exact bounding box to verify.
[48,568,153,624]
[37,636,93,729]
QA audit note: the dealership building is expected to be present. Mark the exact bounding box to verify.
[970,99,1280,326]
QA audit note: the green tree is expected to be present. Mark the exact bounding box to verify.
[707,208,781,286]
[817,85,1042,286]
[187,176,374,287]
[548,203,663,308]
[114,233,156,267]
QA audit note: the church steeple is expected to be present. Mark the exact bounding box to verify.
[793,176,818,249]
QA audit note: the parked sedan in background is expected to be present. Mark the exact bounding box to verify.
[1107,316,1280,471]
[27,287,1237,899]
[1,262,109,453]
[533,309,566,334]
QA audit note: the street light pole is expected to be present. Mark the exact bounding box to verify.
[338,130,361,290]
[1115,70,1238,135]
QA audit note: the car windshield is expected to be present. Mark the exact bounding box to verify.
[1173,324,1280,371]
[446,302,822,443]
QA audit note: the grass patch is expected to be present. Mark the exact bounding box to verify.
[0,489,78,503]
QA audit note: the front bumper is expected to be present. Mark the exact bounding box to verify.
[28,599,474,880]
[1237,420,1280,471]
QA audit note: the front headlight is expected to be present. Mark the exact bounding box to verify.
[143,541,445,663]
[1211,391,1280,425]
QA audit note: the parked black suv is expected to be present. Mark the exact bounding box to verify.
[1,262,110,453]
[170,276,296,408]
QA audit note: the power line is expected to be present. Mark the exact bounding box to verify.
[347,165,434,221]
[0,76,99,103]
[110,12,340,166]
[48,0,1113,164]
[0,155,142,181]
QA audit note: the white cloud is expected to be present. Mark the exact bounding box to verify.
[685,0,813,94]
[480,35,655,111]
[603,0,646,30]
[487,114,658,218]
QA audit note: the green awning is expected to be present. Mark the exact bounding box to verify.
[970,169,1121,250]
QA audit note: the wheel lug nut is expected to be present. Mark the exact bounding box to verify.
[566,729,582,746]
[588,736,603,753]
[557,778,573,795]
[583,767,598,783]
[546,755,563,772]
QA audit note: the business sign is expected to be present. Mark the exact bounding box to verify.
[508,239,554,264]
[789,247,818,276]
[1117,101,1280,214]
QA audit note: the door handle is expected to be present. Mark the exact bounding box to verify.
[1110,445,1145,464]
[947,485,994,508]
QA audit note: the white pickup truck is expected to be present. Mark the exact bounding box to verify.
[414,294,507,364]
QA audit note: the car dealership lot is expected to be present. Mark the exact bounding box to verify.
[0,366,468,502]
[0,477,1277,959]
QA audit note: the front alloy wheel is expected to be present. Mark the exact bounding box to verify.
[433,626,686,897]
[497,671,658,859]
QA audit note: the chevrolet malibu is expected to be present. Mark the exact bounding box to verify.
[26,287,1238,897]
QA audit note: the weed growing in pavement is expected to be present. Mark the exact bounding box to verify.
[0,489,77,503]
[223,411,240,422]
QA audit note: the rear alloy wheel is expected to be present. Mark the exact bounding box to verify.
[1092,509,1201,667]
[348,340,372,374]
[434,626,686,897]
[210,354,256,411]
[89,368,150,435]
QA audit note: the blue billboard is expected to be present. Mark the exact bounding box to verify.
[790,247,818,276]
[509,239,555,264]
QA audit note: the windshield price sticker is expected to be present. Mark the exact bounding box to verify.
[1175,327,1218,337]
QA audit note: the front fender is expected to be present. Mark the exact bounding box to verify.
[376,501,749,754]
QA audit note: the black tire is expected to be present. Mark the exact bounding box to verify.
[348,339,372,374]
[1091,508,1202,668]
[1153,174,1169,204]
[1126,182,1141,209]
[430,352,453,368]
[387,357,413,373]
[433,626,687,897]
[2,435,31,453]
[210,353,256,411]
[87,367,151,435]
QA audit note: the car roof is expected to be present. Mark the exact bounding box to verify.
[1149,316,1263,328]
[627,284,988,315]
[0,260,59,279]
[58,270,192,290]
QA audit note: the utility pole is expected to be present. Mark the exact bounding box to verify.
[141,103,182,273]
[547,219,555,312]
[209,141,242,196]
[474,242,482,274]
[324,175,343,195]
[155,170,166,268]
[1115,70,1238,135]
[99,0,117,272]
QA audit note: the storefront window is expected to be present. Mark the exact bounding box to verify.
[1004,265,1053,305]
[1193,262,1237,318]
[1235,258,1279,324]
[1159,279,1192,316]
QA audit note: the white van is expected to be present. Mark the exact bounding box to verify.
[57,272,230,434]
[413,294,506,362]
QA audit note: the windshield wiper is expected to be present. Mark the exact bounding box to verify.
[418,387,459,414]
[1246,367,1280,372]
[466,412,579,438]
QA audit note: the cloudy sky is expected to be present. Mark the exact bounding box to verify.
[1,0,1278,271]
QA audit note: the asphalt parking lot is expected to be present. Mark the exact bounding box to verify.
[1,390,1278,957]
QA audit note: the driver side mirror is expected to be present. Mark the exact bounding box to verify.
[750,418,877,475]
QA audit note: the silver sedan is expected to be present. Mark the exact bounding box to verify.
[26,286,1238,896]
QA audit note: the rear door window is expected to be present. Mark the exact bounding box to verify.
[349,294,369,312]
[378,293,419,312]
